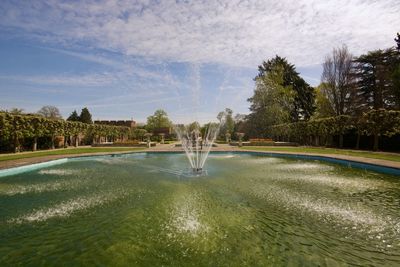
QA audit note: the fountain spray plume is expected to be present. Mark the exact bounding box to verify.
[174,121,221,176]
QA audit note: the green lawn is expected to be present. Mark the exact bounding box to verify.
[0,147,145,162]
[241,146,400,162]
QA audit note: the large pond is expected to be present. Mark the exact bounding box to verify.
[0,153,399,266]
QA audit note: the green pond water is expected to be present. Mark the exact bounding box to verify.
[0,152,400,266]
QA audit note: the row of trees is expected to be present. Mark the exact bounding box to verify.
[269,109,400,151]
[243,33,400,150]
[0,112,130,152]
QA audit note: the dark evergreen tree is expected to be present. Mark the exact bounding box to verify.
[392,33,400,109]
[395,32,400,51]
[354,49,399,110]
[79,107,93,124]
[256,56,315,121]
[67,110,80,121]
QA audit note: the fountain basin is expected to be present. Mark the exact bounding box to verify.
[0,152,399,266]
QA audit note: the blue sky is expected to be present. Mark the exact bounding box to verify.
[0,1,399,123]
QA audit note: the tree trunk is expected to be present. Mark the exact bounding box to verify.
[339,134,344,148]
[33,136,37,151]
[373,134,379,151]
[63,136,67,148]
[51,135,55,149]
[315,136,320,146]
[325,135,333,147]
[74,135,79,147]
[355,133,360,150]
[14,134,20,153]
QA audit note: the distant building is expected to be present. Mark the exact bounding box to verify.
[94,120,136,128]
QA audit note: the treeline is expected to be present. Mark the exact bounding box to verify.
[0,112,130,152]
[243,33,400,151]
[269,109,400,151]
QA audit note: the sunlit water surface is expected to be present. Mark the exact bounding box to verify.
[1,153,399,266]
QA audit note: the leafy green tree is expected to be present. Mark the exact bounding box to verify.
[11,115,27,152]
[248,63,295,136]
[79,107,93,124]
[146,109,171,132]
[67,110,80,121]
[37,105,62,119]
[313,84,336,118]
[200,122,219,139]
[133,128,147,141]
[188,121,200,132]
[362,109,400,150]
[256,55,315,121]
[29,116,45,151]
[217,108,235,139]
[43,119,64,149]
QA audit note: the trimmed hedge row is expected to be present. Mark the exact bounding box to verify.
[0,112,130,152]
[268,109,400,150]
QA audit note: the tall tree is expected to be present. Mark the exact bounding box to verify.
[67,110,80,121]
[256,55,315,121]
[217,108,234,138]
[392,33,400,109]
[79,107,93,124]
[248,64,295,136]
[146,109,171,132]
[37,105,62,119]
[321,46,356,115]
[395,32,400,51]
[354,48,399,110]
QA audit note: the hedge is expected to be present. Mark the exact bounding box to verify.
[0,112,131,152]
[268,109,400,151]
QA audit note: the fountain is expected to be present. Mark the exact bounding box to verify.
[175,123,219,176]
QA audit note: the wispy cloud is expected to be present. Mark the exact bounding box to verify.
[0,73,117,87]
[0,0,398,122]
[1,0,398,67]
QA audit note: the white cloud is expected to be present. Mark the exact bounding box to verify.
[1,0,398,122]
[0,0,398,67]
[0,73,117,87]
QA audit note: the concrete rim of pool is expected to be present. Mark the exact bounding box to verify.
[1,151,400,178]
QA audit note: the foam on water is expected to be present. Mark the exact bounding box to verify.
[270,173,393,192]
[38,169,80,176]
[8,193,120,224]
[208,154,236,159]
[94,157,132,165]
[164,192,209,238]
[1,180,66,195]
[0,178,91,196]
[239,157,284,165]
[273,162,334,171]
